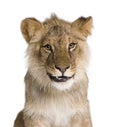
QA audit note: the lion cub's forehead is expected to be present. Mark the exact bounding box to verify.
[44,32,73,46]
[43,17,72,37]
[43,25,73,45]
[42,17,85,45]
[46,25,68,37]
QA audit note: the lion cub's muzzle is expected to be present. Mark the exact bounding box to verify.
[47,65,74,82]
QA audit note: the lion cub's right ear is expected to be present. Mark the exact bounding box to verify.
[21,18,43,43]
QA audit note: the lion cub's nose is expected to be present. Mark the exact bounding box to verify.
[55,65,70,74]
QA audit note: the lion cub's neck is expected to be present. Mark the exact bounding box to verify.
[24,71,88,126]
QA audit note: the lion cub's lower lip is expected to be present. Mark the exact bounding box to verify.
[47,73,74,82]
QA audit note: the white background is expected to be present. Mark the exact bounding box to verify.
[0,0,120,127]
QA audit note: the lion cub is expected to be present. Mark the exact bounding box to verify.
[14,15,93,127]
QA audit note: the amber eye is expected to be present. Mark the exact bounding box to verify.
[69,43,77,51]
[43,44,52,51]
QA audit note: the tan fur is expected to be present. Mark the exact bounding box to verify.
[13,15,93,127]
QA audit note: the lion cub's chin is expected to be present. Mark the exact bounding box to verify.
[51,78,74,91]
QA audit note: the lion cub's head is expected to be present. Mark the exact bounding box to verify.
[21,15,92,91]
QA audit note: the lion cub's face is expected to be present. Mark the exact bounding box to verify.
[21,15,92,90]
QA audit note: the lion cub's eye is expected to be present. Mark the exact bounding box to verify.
[42,44,52,51]
[69,43,77,51]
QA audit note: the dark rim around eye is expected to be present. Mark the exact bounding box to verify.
[43,44,52,50]
[69,43,76,49]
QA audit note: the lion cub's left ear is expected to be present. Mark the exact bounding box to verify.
[72,16,93,37]
[21,18,43,43]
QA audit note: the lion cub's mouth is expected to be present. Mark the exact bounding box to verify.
[47,73,74,82]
